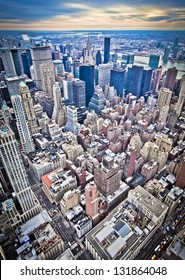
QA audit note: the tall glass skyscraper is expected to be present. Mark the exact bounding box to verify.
[110,68,125,97]
[72,79,86,108]
[21,50,32,78]
[79,64,94,107]
[96,50,102,66]
[104,37,110,63]
[140,68,153,96]
[149,54,160,70]
[126,65,144,98]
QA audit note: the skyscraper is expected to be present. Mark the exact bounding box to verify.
[0,122,40,221]
[110,68,125,97]
[65,105,81,134]
[79,64,94,107]
[30,46,52,89]
[149,54,160,70]
[85,182,100,224]
[72,79,86,108]
[104,37,110,63]
[40,63,55,97]
[157,87,172,108]
[19,81,39,134]
[164,67,178,91]
[175,75,185,116]
[11,49,22,76]
[53,59,64,76]
[83,35,94,64]
[5,76,25,97]
[173,37,179,49]
[94,156,120,197]
[96,50,102,66]
[152,66,162,93]
[0,49,16,76]
[140,68,153,96]
[11,84,35,154]
[126,65,144,98]
[21,51,32,78]
[98,62,113,90]
[52,82,66,127]
[163,48,170,62]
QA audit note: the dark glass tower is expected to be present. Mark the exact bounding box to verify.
[126,65,143,98]
[21,50,32,78]
[104,37,110,63]
[140,68,153,96]
[11,49,22,76]
[79,64,94,107]
[149,54,160,70]
[96,50,102,66]
[110,68,125,97]
[72,79,86,108]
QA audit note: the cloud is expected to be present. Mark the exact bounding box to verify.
[0,1,184,30]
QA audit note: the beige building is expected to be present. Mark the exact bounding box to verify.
[128,185,168,225]
[62,141,84,162]
[60,189,81,213]
[19,82,39,134]
[40,63,55,97]
[164,186,183,215]
[157,87,172,108]
[41,168,77,204]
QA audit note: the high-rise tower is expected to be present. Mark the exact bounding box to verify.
[175,75,185,116]
[19,81,39,134]
[104,37,110,63]
[11,85,35,154]
[0,122,40,221]
[40,63,55,98]
[164,67,178,91]
[79,64,94,107]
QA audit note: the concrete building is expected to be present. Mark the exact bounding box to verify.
[175,75,185,116]
[65,105,81,134]
[11,87,35,154]
[164,67,178,91]
[27,148,66,180]
[0,48,16,76]
[157,87,172,108]
[72,212,92,238]
[40,63,55,97]
[94,156,120,197]
[60,189,81,213]
[86,187,167,260]
[85,182,100,224]
[62,141,84,162]
[5,76,25,97]
[164,186,183,215]
[30,46,52,89]
[0,122,40,222]
[41,168,77,204]
[19,81,39,134]
[98,62,113,90]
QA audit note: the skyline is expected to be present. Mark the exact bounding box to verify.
[0,0,185,31]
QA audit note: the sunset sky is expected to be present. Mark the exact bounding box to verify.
[0,0,185,30]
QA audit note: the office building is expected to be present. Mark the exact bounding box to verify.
[72,79,86,108]
[40,63,55,98]
[19,81,39,134]
[86,186,167,260]
[65,105,81,134]
[148,54,160,70]
[163,48,170,62]
[30,46,52,89]
[140,68,152,96]
[62,140,84,162]
[5,76,25,97]
[11,49,22,76]
[165,186,183,215]
[53,59,64,76]
[83,36,94,64]
[110,68,125,97]
[96,50,102,66]
[21,50,32,79]
[94,156,120,197]
[164,67,178,91]
[104,37,110,63]
[60,189,81,213]
[79,64,94,106]
[175,75,185,116]
[152,66,162,93]
[0,49,16,75]
[11,86,35,154]
[157,87,172,108]
[85,182,100,224]
[88,86,105,115]
[0,122,40,221]
[126,65,143,98]
[98,62,113,90]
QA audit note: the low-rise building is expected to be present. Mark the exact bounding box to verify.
[60,189,81,213]
[41,168,77,204]
[164,186,183,215]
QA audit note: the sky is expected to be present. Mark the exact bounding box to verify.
[0,0,185,30]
